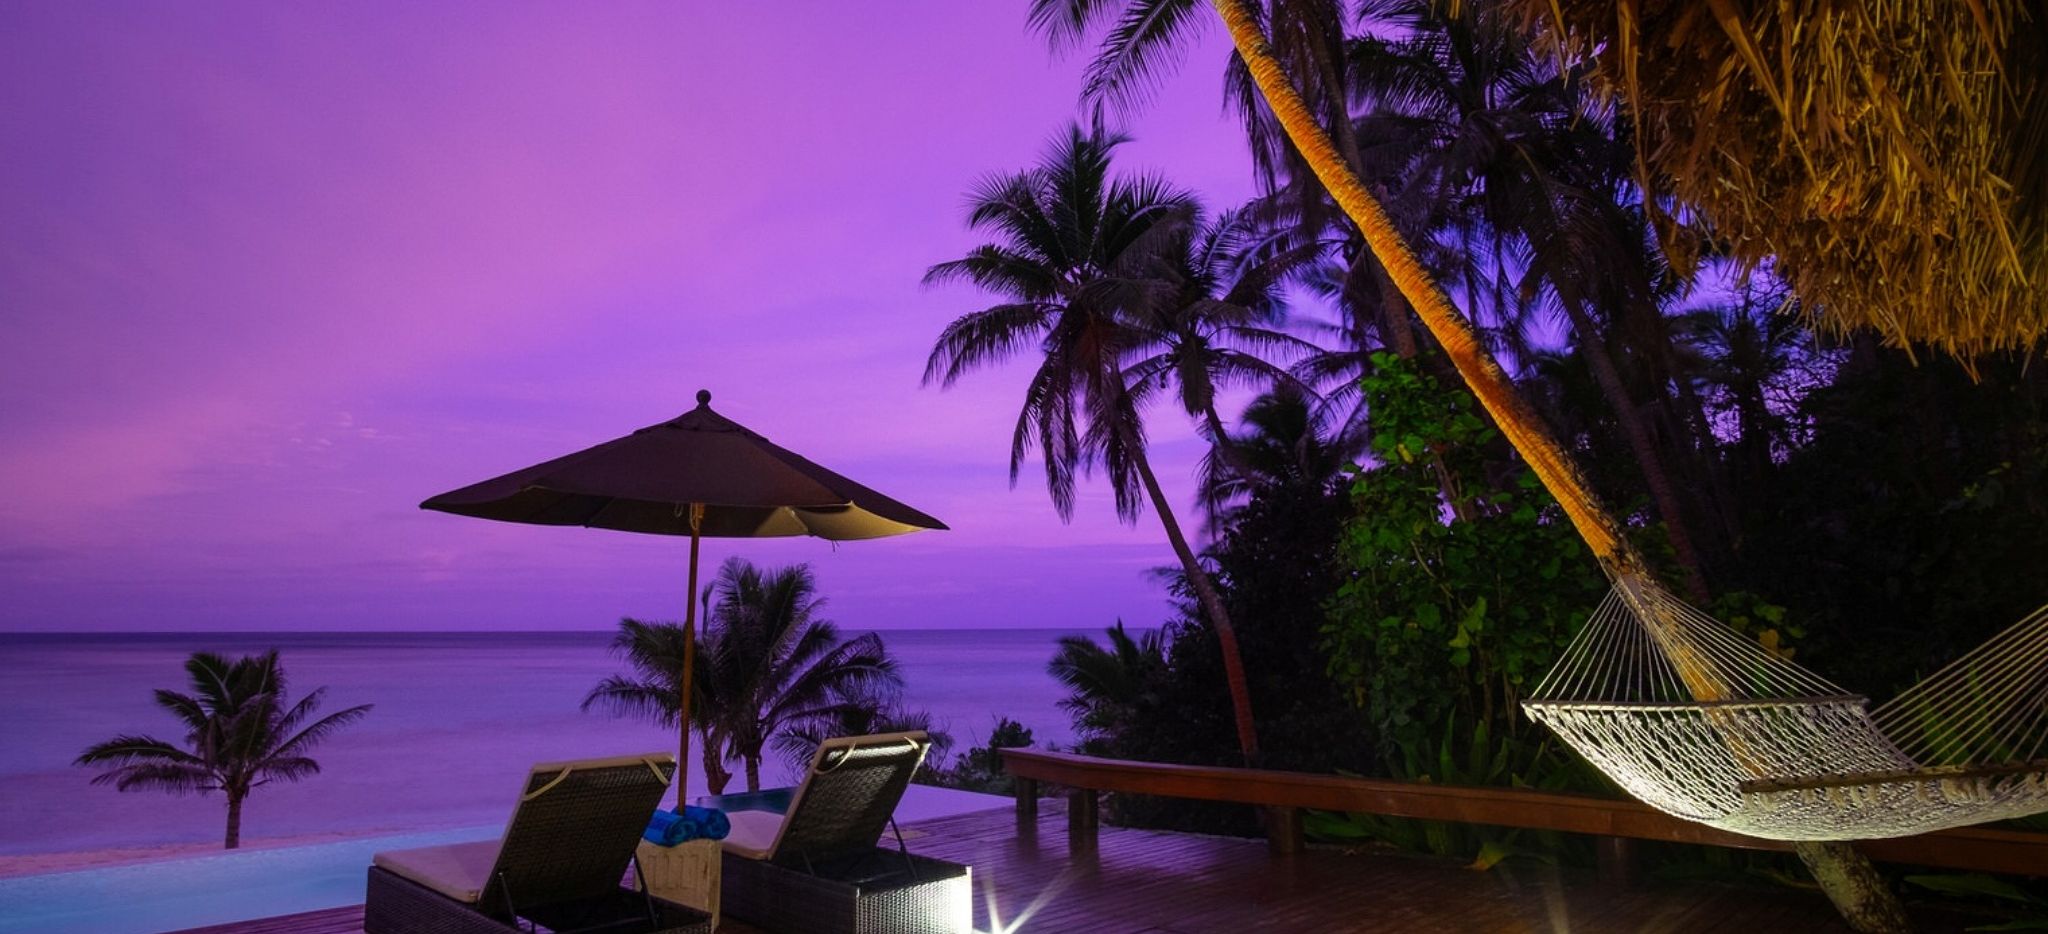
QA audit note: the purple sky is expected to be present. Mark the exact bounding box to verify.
[0,3,1270,633]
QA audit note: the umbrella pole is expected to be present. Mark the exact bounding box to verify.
[679,502,704,804]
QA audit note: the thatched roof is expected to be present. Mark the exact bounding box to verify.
[1509,0,2045,358]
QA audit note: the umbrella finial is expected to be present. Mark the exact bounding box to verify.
[696,389,711,407]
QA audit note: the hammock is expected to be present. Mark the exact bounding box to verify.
[1523,576,2048,841]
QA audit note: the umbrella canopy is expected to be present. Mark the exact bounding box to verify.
[421,390,944,801]
[421,390,946,538]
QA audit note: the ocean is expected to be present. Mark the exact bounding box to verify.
[0,629,1085,857]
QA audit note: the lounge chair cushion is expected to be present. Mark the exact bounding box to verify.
[373,840,501,904]
[720,809,785,861]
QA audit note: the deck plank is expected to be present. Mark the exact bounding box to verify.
[170,804,1975,933]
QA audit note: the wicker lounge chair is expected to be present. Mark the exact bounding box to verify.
[720,731,971,934]
[364,752,711,934]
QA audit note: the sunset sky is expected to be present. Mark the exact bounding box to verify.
[0,3,1273,632]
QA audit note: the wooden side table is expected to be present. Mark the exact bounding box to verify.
[637,838,722,930]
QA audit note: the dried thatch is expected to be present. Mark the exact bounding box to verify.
[1507,0,2046,359]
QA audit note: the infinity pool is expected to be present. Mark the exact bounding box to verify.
[0,825,498,934]
[0,785,1004,934]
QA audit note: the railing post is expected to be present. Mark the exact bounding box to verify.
[1015,776,1038,823]
[1265,806,1304,856]
[1068,788,1099,852]
[1597,836,1636,889]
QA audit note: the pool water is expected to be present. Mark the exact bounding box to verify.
[0,825,498,934]
[0,785,1005,934]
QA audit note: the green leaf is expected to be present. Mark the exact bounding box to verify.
[1461,598,1488,633]
[1467,840,1514,871]
[1906,874,2037,903]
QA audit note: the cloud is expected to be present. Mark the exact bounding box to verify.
[0,3,1252,632]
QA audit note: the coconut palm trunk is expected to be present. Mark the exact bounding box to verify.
[700,727,732,796]
[1123,417,1260,761]
[225,791,245,849]
[1207,2,1907,929]
[1555,295,1711,599]
[1373,271,1421,358]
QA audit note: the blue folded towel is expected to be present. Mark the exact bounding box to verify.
[643,806,731,846]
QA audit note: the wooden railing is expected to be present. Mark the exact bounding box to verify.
[1000,748,2048,880]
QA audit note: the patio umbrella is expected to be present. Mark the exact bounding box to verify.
[421,390,946,799]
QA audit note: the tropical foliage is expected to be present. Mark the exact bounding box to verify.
[1322,353,1607,760]
[991,0,2047,918]
[584,559,910,793]
[771,692,953,781]
[1048,621,1164,754]
[921,718,1041,796]
[76,651,372,849]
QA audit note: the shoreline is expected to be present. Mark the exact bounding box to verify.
[0,823,482,880]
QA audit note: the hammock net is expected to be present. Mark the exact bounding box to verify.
[1523,576,2048,841]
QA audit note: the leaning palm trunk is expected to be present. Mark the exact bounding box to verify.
[1213,1,1630,571]
[1125,420,1260,762]
[1556,296,1711,600]
[1208,2,1906,929]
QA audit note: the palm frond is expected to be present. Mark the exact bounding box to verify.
[252,756,322,786]
[922,301,1059,387]
[1081,0,1207,113]
[1027,0,1124,52]
[581,675,681,727]
[96,762,218,795]
[76,734,204,768]
[269,702,373,762]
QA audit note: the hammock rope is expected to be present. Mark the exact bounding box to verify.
[1524,577,2048,841]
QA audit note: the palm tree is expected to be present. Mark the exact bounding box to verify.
[697,559,902,791]
[75,651,372,849]
[1048,620,1167,752]
[1037,0,1434,361]
[1120,205,1321,524]
[923,121,1264,762]
[586,563,902,793]
[770,694,954,779]
[1195,386,1360,524]
[1041,0,1908,925]
[582,616,736,794]
[1678,278,1830,497]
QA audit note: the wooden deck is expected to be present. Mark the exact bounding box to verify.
[176,804,1978,933]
